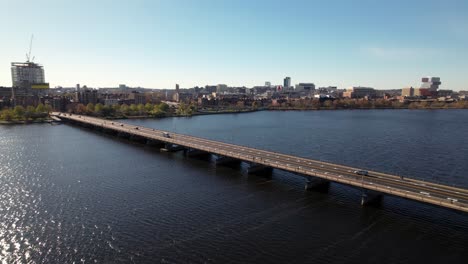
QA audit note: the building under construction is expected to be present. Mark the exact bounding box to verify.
[11,61,48,89]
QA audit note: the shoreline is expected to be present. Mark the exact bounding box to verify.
[0,118,53,125]
[1,107,467,125]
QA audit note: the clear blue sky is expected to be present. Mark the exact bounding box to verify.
[1,0,468,90]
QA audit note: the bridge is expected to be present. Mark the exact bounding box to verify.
[51,112,468,213]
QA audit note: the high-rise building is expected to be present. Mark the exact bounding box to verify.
[283,77,291,88]
[421,77,441,91]
[295,83,315,92]
[265,81,271,87]
[174,84,180,102]
[11,62,46,88]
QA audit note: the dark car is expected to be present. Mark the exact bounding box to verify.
[354,170,368,176]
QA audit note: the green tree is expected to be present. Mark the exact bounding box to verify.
[129,104,138,113]
[86,103,95,113]
[44,104,52,113]
[158,102,169,112]
[14,106,25,119]
[25,106,36,120]
[121,104,130,115]
[145,103,153,112]
[137,104,145,115]
[0,109,14,121]
[101,105,114,116]
[94,103,104,114]
[36,103,45,113]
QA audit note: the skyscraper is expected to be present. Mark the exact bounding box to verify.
[283,77,291,88]
[11,62,46,88]
[174,84,180,102]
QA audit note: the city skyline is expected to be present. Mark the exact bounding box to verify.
[1,0,468,90]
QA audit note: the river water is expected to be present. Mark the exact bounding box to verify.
[1,109,467,263]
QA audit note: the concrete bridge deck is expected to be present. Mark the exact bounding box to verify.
[51,112,468,213]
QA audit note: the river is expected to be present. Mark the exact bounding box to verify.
[0,109,467,263]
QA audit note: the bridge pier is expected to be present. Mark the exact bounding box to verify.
[247,163,273,176]
[161,143,186,152]
[361,190,383,206]
[304,176,330,191]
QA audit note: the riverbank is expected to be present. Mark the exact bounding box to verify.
[0,118,53,125]
[2,106,467,125]
[77,108,259,120]
[267,106,468,111]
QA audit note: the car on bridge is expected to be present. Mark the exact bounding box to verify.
[162,132,171,138]
[354,170,368,176]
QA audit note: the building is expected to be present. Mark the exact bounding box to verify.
[414,88,431,97]
[11,62,49,97]
[173,84,180,102]
[283,77,291,88]
[265,81,271,87]
[421,77,441,91]
[204,85,217,93]
[401,87,415,97]
[0,86,12,98]
[295,83,315,92]
[103,98,119,106]
[75,88,98,105]
[343,86,376,99]
[437,90,454,97]
[216,84,228,93]
[129,92,146,105]
[11,62,45,87]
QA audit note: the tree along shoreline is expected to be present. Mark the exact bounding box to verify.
[2,100,468,125]
[0,103,52,124]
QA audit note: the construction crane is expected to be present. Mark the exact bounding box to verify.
[26,34,35,62]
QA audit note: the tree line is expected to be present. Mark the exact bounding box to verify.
[71,102,171,118]
[0,104,51,121]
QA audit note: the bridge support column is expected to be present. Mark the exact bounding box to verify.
[361,190,383,206]
[304,177,330,191]
[247,163,273,176]
[215,155,242,166]
[161,143,186,152]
